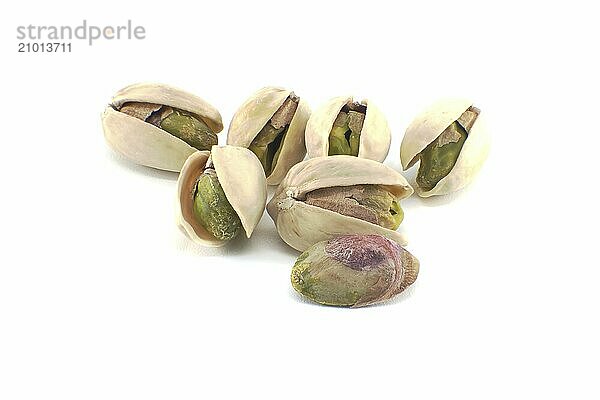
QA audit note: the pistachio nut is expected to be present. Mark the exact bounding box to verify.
[227,87,311,185]
[400,98,490,197]
[305,96,391,162]
[291,234,419,307]
[267,155,413,252]
[102,83,223,172]
[176,145,267,247]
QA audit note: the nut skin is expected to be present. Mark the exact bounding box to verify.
[176,146,267,247]
[267,155,413,252]
[304,185,403,230]
[227,87,311,185]
[305,96,391,162]
[291,234,419,307]
[102,83,223,172]
[400,98,490,197]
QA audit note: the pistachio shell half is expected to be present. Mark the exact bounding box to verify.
[400,98,490,197]
[305,96,391,162]
[227,87,311,185]
[267,155,413,252]
[291,234,419,307]
[176,145,267,247]
[102,83,223,172]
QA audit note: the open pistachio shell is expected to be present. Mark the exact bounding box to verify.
[267,155,413,252]
[176,146,267,247]
[400,98,490,197]
[227,87,311,185]
[305,96,391,162]
[102,83,223,172]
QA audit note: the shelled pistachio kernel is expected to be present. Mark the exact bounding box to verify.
[291,234,419,307]
[304,185,403,230]
[328,103,366,156]
[248,94,299,176]
[193,168,241,241]
[415,106,480,191]
[119,102,218,151]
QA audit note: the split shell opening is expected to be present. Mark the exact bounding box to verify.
[227,86,311,186]
[305,96,391,162]
[102,83,223,172]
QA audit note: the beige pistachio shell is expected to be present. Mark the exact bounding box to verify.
[102,107,197,172]
[176,146,267,247]
[226,86,311,185]
[305,96,391,162]
[102,83,223,172]
[267,155,413,252]
[400,98,490,197]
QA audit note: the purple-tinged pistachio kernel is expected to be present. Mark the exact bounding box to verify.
[291,234,419,307]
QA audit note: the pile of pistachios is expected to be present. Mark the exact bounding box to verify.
[102,83,489,308]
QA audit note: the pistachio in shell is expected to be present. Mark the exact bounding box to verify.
[291,234,419,307]
[102,83,223,172]
[400,99,490,197]
[267,155,413,252]
[305,96,391,162]
[176,145,267,247]
[227,87,311,185]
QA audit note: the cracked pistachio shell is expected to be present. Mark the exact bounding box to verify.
[227,87,311,185]
[176,146,267,247]
[291,234,419,307]
[267,155,413,252]
[400,98,490,197]
[305,96,391,162]
[102,83,223,172]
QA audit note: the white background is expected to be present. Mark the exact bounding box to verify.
[1,1,598,399]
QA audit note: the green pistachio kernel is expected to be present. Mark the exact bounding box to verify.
[389,200,404,229]
[416,106,480,191]
[160,110,217,151]
[291,234,419,307]
[292,246,373,306]
[328,112,353,155]
[416,121,467,191]
[348,131,360,156]
[303,184,403,230]
[193,169,241,241]
[248,95,298,176]
[347,110,364,156]
[328,107,365,157]
[119,102,217,151]
[248,125,285,175]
